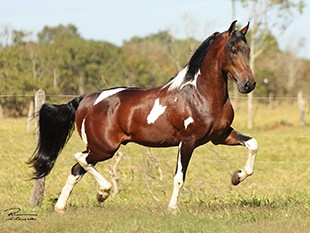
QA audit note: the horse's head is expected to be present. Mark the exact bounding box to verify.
[218,21,255,94]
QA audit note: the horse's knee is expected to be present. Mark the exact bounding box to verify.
[245,138,258,153]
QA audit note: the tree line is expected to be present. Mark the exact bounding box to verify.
[0,24,309,116]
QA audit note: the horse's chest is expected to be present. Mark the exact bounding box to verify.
[211,104,234,132]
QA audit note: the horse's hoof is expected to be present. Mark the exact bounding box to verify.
[97,188,111,203]
[168,206,179,215]
[231,170,241,186]
[54,207,65,214]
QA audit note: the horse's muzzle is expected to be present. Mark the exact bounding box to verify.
[228,71,256,94]
[238,80,256,94]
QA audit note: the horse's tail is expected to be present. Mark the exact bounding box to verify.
[28,95,85,179]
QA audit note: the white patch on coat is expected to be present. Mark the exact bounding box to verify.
[93,88,126,105]
[164,66,201,91]
[166,66,189,91]
[147,98,167,124]
[184,117,194,129]
[190,69,201,88]
[81,118,88,144]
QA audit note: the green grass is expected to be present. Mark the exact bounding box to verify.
[0,195,309,233]
[1,100,310,232]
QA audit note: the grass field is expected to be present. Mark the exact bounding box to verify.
[0,100,310,232]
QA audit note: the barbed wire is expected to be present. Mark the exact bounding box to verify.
[1,153,309,165]
[0,94,77,98]
[0,93,309,100]
[3,121,310,139]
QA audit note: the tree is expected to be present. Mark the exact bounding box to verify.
[12,30,30,45]
[122,31,178,87]
[36,24,123,95]
[0,44,37,116]
[0,25,12,47]
[37,24,80,43]
[239,0,304,128]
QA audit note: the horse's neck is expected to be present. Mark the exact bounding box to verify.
[197,64,229,103]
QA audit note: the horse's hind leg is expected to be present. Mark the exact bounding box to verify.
[54,163,86,213]
[74,151,113,203]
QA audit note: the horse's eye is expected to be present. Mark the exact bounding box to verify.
[231,48,238,54]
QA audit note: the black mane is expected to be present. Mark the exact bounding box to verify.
[185,32,219,82]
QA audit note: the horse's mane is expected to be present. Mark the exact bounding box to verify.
[184,32,219,83]
[165,32,219,91]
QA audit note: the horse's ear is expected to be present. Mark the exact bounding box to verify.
[228,20,237,35]
[240,22,250,36]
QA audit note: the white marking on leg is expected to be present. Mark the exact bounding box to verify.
[74,152,112,190]
[245,138,259,153]
[238,138,259,182]
[147,98,167,124]
[93,88,126,105]
[184,117,194,129]
[54,174,83,212]
[169,142,184,209]
[244,138,258,175]
[81,119,88,144]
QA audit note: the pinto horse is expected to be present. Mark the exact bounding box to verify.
[29,21,258,212]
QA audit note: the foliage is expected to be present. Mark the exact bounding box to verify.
[0,22,309,116]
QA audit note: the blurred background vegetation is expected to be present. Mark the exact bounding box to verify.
[0,23,309,117]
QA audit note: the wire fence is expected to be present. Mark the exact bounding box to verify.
[0,93,309,99]
[0,92,309,114]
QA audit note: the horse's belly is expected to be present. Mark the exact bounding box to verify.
[128,123,180,147]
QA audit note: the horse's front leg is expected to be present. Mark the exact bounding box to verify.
[216,127,259,185]
[168,141,194,210]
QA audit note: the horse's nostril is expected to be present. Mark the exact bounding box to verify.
[244,81,250,90]
[243,80,255,93]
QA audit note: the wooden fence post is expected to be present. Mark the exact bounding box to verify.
[30,89,46,208]
[298,91,305,127]
[26,100,34,132]
[0,104,3,119]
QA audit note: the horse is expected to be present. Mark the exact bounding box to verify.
[29,21,258,212]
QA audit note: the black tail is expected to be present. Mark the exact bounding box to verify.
[28,95,85,179]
